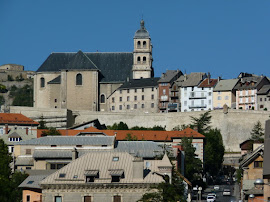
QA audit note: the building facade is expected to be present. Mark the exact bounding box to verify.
[34,20,153,112]
[257,84,270,111]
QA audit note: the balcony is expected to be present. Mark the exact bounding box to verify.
[160,95,169,101]
[189,95,206,99]
[170,92,179,98]
[188,104,207,109]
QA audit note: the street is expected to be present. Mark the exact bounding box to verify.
[192,182,240,202]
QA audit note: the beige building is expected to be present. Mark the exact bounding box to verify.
[108,77,159,113]
[40,152,172,202]
[213,79,238,109]
[34,20,153,111]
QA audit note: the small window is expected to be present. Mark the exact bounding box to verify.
[142,88,144,92]
[76,145,82,147]
[120,90,122,94]
[265,98,267,101]
[112,97,115,103]
[26,167,31,170]
[135,89,137,93]
[151,103,154,108]
[134,104,137,109]
[27,181,34,184]
[152,87,154,91]
[73,175,78,179]
[137,41,141,48]
[254,161,263,168]
[127,89,129,93]
[84,196,92,202]
[217,96,221,100]
[143,56,146,64]
[119,97,122,102]
[112,106,115,110]
[142,95,144,100]
[76,73,82,85]
[40,78,45,88]
[137,56,141,63]
[113,157,119,161]
[55,196,62,202]
[51,145,57,147]
[55,99,57,103]
[142,104,144,108]
[127,105,130,109]
[260,98,262,101]
[134,96,137,101]
[143,41,146,48]
[59,173,66,178]
[208,92,211,96]
[26,149,31,155]
[151,94,154,99]
[127,96,130,101]
[119,105,122,110]
[113,195,121,202]
[112,176,120,182]
[100,94,105,103]
[26,195,30,202]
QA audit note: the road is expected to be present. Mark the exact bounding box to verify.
[192,182,240,202]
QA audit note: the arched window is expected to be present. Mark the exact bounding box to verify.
[137,56,141,64]
[143,41,146,48]
[100,94,105,103]
[76,73,82,85]
[137,41,141,48]
[40,78,45,88]
[143,56,146,64]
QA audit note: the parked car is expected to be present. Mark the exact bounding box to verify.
[208,193,216,199]
[207,195,216,202]
[223,189,231,196]
[214,185,219,190]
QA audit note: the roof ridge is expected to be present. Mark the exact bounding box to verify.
[80,51,100,70]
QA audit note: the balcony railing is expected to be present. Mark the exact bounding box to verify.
[189,95,206,99]
[188,104,207,109]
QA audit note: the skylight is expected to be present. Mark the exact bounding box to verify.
[59,173,66,178]
[27,181,34,184]
[112,157,119,161]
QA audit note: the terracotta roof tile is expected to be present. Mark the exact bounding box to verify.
[198,78,218,88]
[0,113,39,125]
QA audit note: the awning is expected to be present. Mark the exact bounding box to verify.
[84,170,99,176]
[109,169,124,176]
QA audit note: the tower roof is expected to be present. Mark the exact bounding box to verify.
[134,20,150,39]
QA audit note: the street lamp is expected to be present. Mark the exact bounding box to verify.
[249,194,255,202]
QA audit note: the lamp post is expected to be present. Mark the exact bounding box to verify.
[249,194,255,202]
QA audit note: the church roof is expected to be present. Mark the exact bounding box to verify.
[134,20,150,39]
[118,77,159,89]
[37,51,133,83]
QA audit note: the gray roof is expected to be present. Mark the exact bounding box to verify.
[33,150,72,159]
[234,76,269,90]
[15,156,34,166]
[174,75,185,87]
[47,75,61,84]
[19,174,49,189]
[115,141,163,158]
[0,128,36,146]
[181,72,206,87]
[257,84,270,95]
[118,77,159,90]
[37,51,133,83]
[8,132,21,138]
[14,136,115,146]
[158,70,182,83]
[213,79,239,92]
[134,20,150,39]
[240,144,264,168]
[41,152,171,185]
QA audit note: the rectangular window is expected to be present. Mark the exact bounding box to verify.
[135,89,137,93]
[127,89,129,93]
[218,91,221,95]
[134,96,137,101]
[127,105,130,109]
[151,94,154,100]
[26,195,30,202]
[26,149,31,155]
[265,98,267,101]
[217,96,221,100]
[119,97,122,102]
[119,105,122,110]
[112,106,115,110]
[151,103,154,108]
[142,95,144,100]
[184,101,187,106]
[184,87,187,91]
[112,97,115,103]
[55,196,62,202]
[254,161,263,168]
[55,99,57,103]
[208,100,211,105]
[142,88,144,92]
[127,96,130,101]
[113,195,121,202]
[260,98,262,101]
[208,92,211,96]
[141,104,144,108]
[84,196,92,202]
[120,90,122,94]
[134,104,137,109]
[152,87,154,91]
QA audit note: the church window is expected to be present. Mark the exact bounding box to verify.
[100,94,105,103]
[76,73,82,85]
[40,78,45,88]
[143,56,146,64]
[137,56,141,64]
[143,41,146,48]
[137,41,141,48]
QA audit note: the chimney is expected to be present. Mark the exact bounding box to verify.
[208,72,211,85]
[133,156,144,180]
[5,124,8,134]
[26,127,28,135]
[218,76,221,82]
[72,148,78,160]
[184,74,187,81]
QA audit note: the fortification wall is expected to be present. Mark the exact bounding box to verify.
[10,106,270,152]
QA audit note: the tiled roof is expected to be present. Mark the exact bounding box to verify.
[234,76,269,90]
[198,78,218,88]
[15,136,115,146]
[0,113,39,125]
[257,84,270,95]
[158,70,182,83]
[181,72,206,87]
[37,51,133,83]
[214,79,239,92]
[41,152,170,185]
[118,77,159,89]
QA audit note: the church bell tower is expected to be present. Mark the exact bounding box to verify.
[132,20,153,79]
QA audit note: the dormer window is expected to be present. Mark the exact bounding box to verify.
[85,170,99,183]
[112,157,119,161]
[59,173,66,178]
[109,169,124,182]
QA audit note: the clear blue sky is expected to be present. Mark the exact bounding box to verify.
[1,0,269,79]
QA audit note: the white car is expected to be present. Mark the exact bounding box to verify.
[223,189,231,196]
[208,193,216,199]
[207,196,215,202]
[214,185,219,190]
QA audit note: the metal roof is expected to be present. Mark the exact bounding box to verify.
[15,157,34,166]
[257,84,270,95]
[134,20,150,39]
[158,70,182,83]
[118,77,159,90]
[19,174,49,189]
[15,136,115,146]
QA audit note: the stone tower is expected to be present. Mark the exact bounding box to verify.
[132,20,153,79]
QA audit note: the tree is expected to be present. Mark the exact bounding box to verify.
[190,111,212,134]
[124,133,138,141]
[41,128,62,136]
[181,137,203,183]
[107,121,129,130]
[0,139,28,202]
[11,84,33,107]
[250,121,264,142]
[204,129,225,177]
[172,124,189,131]
[38,116,48,129]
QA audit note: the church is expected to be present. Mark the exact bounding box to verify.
[33,20,154,111]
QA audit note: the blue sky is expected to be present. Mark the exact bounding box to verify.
[1,0,269,79]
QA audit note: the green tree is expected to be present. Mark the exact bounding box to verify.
[190,111,212,134]
[11,84,33,107]
[41,128,62,136]
[38,116,48,129]
[124,133,138,141]
[0,95,5,106]
[204,129,225,177]
[107,121,129,130]
[9,172,29,202]
[172,124,189,131]
[250,121,264,142]
[181,137,203,183]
